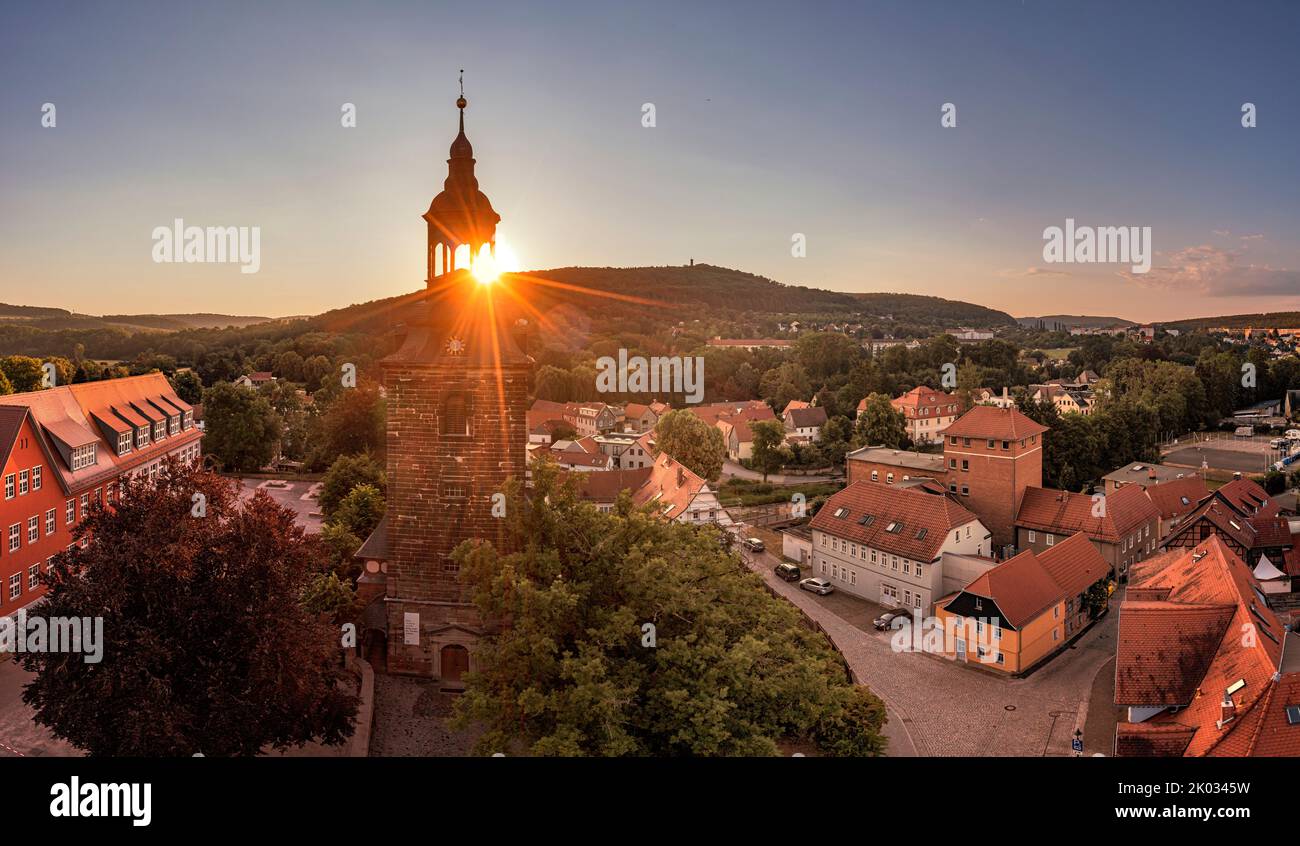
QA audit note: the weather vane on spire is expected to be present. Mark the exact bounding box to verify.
[457,69,467,110]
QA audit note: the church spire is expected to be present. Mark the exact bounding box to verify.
[423,72,500,283]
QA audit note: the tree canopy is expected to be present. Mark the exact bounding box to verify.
[20,461,358,756]
[451,463,887,756]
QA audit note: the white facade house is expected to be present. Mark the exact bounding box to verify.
[809,481,991,612]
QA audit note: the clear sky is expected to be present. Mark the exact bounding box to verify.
[2,0,1298,322]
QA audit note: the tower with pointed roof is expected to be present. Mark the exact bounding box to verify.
[358,81,528,680]
[423,71,500,283]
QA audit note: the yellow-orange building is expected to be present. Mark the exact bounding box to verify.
[934,532,1109,673]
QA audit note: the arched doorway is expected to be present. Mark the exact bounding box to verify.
[440,644,470,683]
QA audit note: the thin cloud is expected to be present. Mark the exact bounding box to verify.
[1120,243,1300,296]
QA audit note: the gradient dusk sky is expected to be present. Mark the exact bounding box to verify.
[2,0,1298,322]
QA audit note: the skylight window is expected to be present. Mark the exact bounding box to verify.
[915,528,927,540]
[1286,705,1300,726]
[858,515,874,526]
[885,521,902,533]
[833,507,848,518]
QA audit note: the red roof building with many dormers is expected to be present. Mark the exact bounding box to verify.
[0,373,201,619]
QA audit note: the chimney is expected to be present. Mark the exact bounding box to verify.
[1218,693,1236,728]
[1148,467,1157,480]
[677,467,685,487]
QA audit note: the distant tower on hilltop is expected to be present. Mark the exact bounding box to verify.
[356,81,529,681]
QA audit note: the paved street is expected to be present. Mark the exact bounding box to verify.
[0,659,78,756]
[722,460,840,485]
[743,547,1118,757]
[235,477,324,533]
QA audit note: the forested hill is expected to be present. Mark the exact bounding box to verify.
[311,265,1014,328]
[515,264,862,313]
[1167,312,1300,331]
[849,292,1015,327]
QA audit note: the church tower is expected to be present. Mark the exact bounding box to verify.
[374,82,529,680]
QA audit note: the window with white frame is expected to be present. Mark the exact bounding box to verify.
[8,523,18,552]
[1028,530,1036,543]
[32,465,41,490]
[136,426,150,448]
[183,410,194,429]
[65,499,75,525]
[117,431,132,455]
[27,516,37,543]
[168,415,179,435]
[18,469,28,495]
[45,508,55,535]
[71,443,97,470]
[153,420,166,440]
[79,493,89,517]
[3,474,13,499]
[28,564,39,590]
[9,573,20,600]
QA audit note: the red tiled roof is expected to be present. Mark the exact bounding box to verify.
[810,480,980,562]
[574,467,654,502]
[1015,483,1158,543]
[1115,602,1235,706]
[0,406,29,472]
[1143,476,1210,520]
[1114,536,1285,757]
[632,453,710,520]
[786,406,827,428]
[891,386,959,420]
[941,405,1049,440]
[1115,723,1196,757]
[1216,478,1280,519]
[956,532,1108,628]
[0,373,201,494]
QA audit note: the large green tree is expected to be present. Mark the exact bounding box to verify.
[201,381,282,471]
[451,463,888,756]
[853,393,908,449]
[653,409,726,482]
[750,418,787,482]
[20,461,358,756]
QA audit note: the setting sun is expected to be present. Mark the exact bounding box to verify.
[468,239,520,284]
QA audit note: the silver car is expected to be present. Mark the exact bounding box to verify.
[799,577,834,596]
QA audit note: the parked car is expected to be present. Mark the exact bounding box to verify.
[799,577,834,595]
[743,537,765,553]
[774,562,801,581]
[873,607,912,630]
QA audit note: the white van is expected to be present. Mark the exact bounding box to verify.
[1287,429,1300,442]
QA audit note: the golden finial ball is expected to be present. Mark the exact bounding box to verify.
[456,96,467,109]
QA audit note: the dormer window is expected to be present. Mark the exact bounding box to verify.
[168,415,179,435]
[117,431,132,455]
[183,411,194,429]
[71,443,97,471]
[136,426,150,448]
[153,420,166,440]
